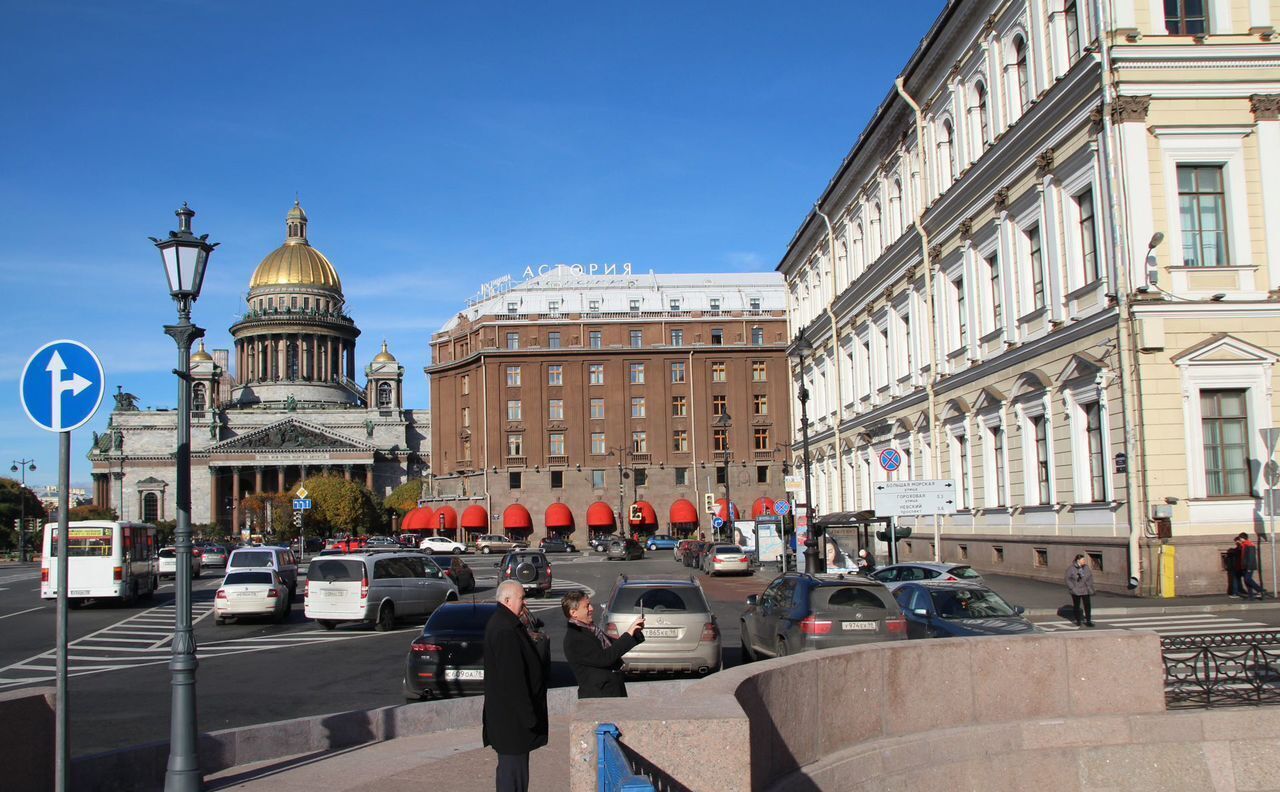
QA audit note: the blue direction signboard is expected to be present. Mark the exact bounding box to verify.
[878,448,902,472]
[293,499,313,510]
[774,500,791,516]
[711,516,725,530]
[20,340,105,433]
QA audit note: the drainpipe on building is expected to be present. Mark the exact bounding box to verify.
[812,205,849,512]
[688,348,700,527]
[894,76,943,562]
[1092,0,1145,592]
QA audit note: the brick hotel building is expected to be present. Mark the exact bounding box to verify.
[425,270,793,541]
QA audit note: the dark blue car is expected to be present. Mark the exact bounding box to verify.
[892,581,1041,639]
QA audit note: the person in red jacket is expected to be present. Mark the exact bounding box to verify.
[1235,533,1267,600]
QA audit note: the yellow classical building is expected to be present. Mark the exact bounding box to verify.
[779,0,1280,594]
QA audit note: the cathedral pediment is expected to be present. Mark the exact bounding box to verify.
[212,419,374,453]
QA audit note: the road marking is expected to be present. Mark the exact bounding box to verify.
[0,607,43,621]
[1035,613,1270,635]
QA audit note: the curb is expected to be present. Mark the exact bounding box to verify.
[1026,601,1280,618]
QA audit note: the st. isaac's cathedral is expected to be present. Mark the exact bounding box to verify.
[88,203,429,533]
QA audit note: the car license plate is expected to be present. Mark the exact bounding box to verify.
[443,669,483,680]
[646,628,678,638]
[235,592,256,597]
[842,621,877,631]
[323,590,343,597]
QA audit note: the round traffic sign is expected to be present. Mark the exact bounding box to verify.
[19,340,105,433]
[712,516,725,530]
[774,500,791,516]
[879,448,902,472]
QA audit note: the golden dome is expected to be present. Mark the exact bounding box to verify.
[372,341,397,363]
[248,202,343,292]
[191,342,213,362]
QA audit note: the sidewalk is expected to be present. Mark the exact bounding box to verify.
[982,572,1280,617]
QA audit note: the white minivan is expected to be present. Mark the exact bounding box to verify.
[226,546,299,599]
[305,551,457,631]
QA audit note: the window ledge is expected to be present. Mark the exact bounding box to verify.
[1069,501,1121,512]
[1017,306,1048,325]
[979,328,1003,345]
[1019,504,1061,514]
[1065,280,1103,302]
[975,506,1013,515]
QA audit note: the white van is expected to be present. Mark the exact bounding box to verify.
[226,546,298,599]
[305,551,457,631]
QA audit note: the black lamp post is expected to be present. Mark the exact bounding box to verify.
[10,459,36,563]
[714,412,733,542]
[151,203,216,792]
[790,329,821,573]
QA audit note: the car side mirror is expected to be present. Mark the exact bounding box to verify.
[1014,605,1025,615]
[745,594,758,606]
[912,608,929,618]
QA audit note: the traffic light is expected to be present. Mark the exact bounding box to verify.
[704,493,715,514]
[876,525,913,542]
[629,504,643,523]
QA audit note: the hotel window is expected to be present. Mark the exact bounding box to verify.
[461,406,470,427]
[675,467,689,485]
[1202,390,1249,496]
[712,394,727,416]
[753,394,768,415]
[506,332,519,350]
[711,361,727,382]
[548,332,561,349]
[1085,402,1108,502]
[507,400,522,421]
[752,361,767,381]
[749,297,761,311]
[1178,166,1229,267]
[631,397,646,418]
[506,301,518,314]
[590,398,605,419]
[548,399,564,421]
[632,431,647,453]
[670,329,684,346]
[551,470,563,488]
[1077,190,1100,283]
[671,361,686,383]
[985,254,1002,333]
[1028,224,1046,310]
[672,430,689,452]
[548,300,560,315]
[1164,0,1208,34]
[592,469,606,488]
[1031,414,1052,504]
[672,395,687,417]
[669,298,681,312]
[1012,36,1029,111]
[506,366,522,386]
[634,469,647,486]
[630,329,643,348]
[713,428,729,453]
[591,433,607,455]
[589,330,602,349]
[548,433,566,456]
[709,297,721,312]
[547,365,563,386]
[753,428,770,451]
[1064,0,1081,63]
[629,298,641,312]
[588,299,601,313]
[751,327,764,346]
[509,471,522,489]
[711,328,723,345]
[629,362,645,384]
[461,373,469,397]
[507,434,523,457]
[589,364,604,385]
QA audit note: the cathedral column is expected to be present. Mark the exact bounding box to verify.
[210,469,219,533]
[344,464,352,481]
[277,336,286,381]
[232,468,241,534]
[365,464,374,491]
[255,466,263,494]
[276,466,284,493]
[347,343,356,383]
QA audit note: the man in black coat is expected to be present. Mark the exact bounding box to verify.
[561,589,644,698]
[483,580,548,792]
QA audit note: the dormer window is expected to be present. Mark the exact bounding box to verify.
[507,301,518,314]
[629,298,641,312]
[749,297,761,311]
[588,299,601,312]
[709,297,721,312]
[548,300,560,314]
[669,298,681,312]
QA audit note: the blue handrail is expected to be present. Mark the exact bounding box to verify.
[596,723,656,792]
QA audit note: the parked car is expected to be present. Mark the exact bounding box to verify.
[600,575,721,675]
[674,540,695,562]
[645,535,678,552]
[589,534,615,553]
[419,535,467,554]
[539,536,577,553]
[305,552,458,631]
[214,569,291,624]
[227,545,298,599]
[740,572,907,661]
[680,541,707,568]
[607,538,645,561]
[200,545,229,567]
[158,546,203,579]
[326,536,368,553]
[365,535,398,549]
[497,550,553,597]
[423,554,476,594]
[701,544,752,576]
[893,582,1040,639]
[476,534,526,554]
[403,601,498,701]
[868,562,984,589]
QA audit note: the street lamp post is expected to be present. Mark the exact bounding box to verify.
[151,203,216,792]
[608,446,629,537]
[790,330,821,573]
[10,459,36,563]
[714,413,733,542]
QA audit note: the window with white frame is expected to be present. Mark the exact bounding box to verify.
[1159,133,1252,275]
[855,334,871,401]
[1084,401,1108,501]
[507,433,523,457]
[948,424,971,509]
[548,399,564,421]
[1201,389,1250,496]
[1164,0,1208,34]
[951,274,968,352]
[1011,35,1030,112]
[548,365,563,386]
[1064,0,1082,63]
[506,365,522,387]
[1023,222,1047,312]
[983,418,1007,507]
[548,432,565,456]
[1020,400,1054,505]
[1177,165,1229,267]
[1076,189,1100,284]
[983,252,1002,334]
[973,80,990,153]
[506,400,522,421]
[591,432,606,455]
[940,119,957,187]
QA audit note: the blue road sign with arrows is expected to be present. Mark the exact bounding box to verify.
[712,516,725,530]
[20,340,105,433]
[293,499,313,510]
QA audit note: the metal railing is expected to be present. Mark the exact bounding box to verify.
[1162,630,1280,708]
[596,724,655,792]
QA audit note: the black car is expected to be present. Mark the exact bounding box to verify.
[539,536,577,553]
[740,572,906,661]
[892,581,1040,639]
[606,538,645,560]
[681,540,709,568]
[589,534,615,553]
[498,550,553,597]
[404,601,496,701]
[423,554,476,594]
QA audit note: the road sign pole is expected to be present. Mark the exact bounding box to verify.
[1264,429,1280,598]
[887,516,897,566]
[55,430,70,792]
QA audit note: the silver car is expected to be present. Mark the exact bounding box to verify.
[868,562,983,590]
[600,575,721,676]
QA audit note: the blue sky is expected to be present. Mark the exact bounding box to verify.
[0,0,944,488]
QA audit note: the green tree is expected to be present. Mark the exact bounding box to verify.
[299,475,379,537]
[69,504,117,521]
[385,479,426,517]
[240,492,292,538]
[0,477,47,553]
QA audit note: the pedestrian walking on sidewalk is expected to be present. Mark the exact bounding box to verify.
[1226,541,1246,597]
[562,589,644,698]
[482,580,548,792]
[1066,554,1095,627]
[1236,533,1267,600]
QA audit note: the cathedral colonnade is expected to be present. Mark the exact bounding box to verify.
[208,462,376,533]
[238,334,358,384]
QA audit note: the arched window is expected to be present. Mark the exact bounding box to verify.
[871,203,883,257]
[1064,0,1081,63]
[890,179,903,239]
[853,222,865,276]
[192,383,206,412]
[377,381,393,408]
[941,120,957,185]
[143,492,159,523]
[1012,36,1030,111]
[974,81,990,149]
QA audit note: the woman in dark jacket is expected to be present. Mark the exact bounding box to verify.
[1065,554,1096,627]
[561,589,644,698]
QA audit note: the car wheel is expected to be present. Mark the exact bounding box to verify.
[273,605,287,624]
[453,547,463,554]
[214,616,226,626]
[481,546,491,554]
[376,604,396,632]
[193,567,201,580]
[740,631,756,663]
[318,619,337,631]
[777,638,789,657]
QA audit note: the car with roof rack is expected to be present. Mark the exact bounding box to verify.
[600,574,721,676]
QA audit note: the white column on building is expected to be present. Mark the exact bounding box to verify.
[1249,0,1273,31]
[1112,96,1154,291]
[1251,96,1280,290]
[1038,172,1068,324]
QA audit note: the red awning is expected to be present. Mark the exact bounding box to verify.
[752,497,776,518]
[435,505,458,531]
[503,503,533,531]
[669,498,699,526]
[460,504,488,530]
[402,507,435,532]
[586,501,616,529]
[628,501,658,527]
[545,503,574,530]
[715,499,740,522]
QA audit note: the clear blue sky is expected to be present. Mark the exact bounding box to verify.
[0,0,944,489]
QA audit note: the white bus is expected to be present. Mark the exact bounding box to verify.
[41,520,160,606]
